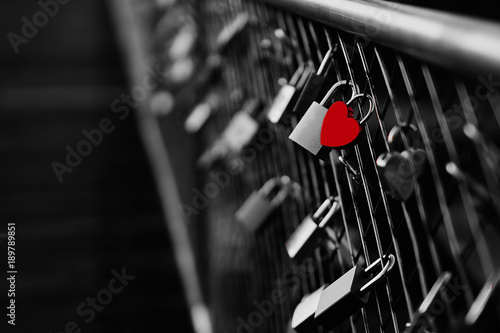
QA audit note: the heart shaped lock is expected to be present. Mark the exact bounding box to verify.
[376,152,415,201]
[320,94,375,149]
[401,148,427,176]
[377,124,427,201]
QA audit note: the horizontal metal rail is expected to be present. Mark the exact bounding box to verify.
[260,0,500,76]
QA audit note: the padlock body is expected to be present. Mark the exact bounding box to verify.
[222,111,259,153]
[286,215,325,262]
[267,85,297,124]
[235,191,275,232]
[289,102,332,160]
[315,265,371,329]
[377,152,415,201]
[293,73,334,117]
[291,286,325,333]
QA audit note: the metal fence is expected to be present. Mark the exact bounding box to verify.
[172,0,500,332]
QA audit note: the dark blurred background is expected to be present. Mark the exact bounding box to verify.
[0,1,193,332]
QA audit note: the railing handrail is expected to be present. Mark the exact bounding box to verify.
[259,0,500,76]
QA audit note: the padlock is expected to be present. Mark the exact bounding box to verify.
[185,92,221,133]
[291,285,326,333]
[197,99,262,169]
[292,48,335,117]
[235,176,292,232]
[267,63,311,124]
[286,196,341,262]
[377,124,427,201]
[220,99,262,154]
[315,254,395,329]
[320,94,375,150]
[388,123,427,176]
[289,80,362,160]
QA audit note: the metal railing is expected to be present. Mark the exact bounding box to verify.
[147,0,500,332]
[258,0,500,76]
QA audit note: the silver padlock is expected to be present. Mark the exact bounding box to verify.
[286,196,341,262]
[197,99,262,169]
[289,80,358,160]
[267,63,311,124]
[235,176,292,232]
[315,254,395,329]
[221,99,261,154]
[291,285,326,333]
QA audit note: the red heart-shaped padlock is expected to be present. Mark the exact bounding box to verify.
[320,101,361,148]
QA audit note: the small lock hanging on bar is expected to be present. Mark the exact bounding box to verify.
[289,80,374,159]
[293,48,336,117]
[235,176,292,232]
[291,285,326,333]
[377,124,426,201]
[315,254,395,329]
[220,98,262,154]
[197,98,262,169]
[286,196,341,262]
[267,63,313,124]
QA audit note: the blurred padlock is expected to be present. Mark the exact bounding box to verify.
[289,80,358,159]
[235,176,292,232]
[293,48,335,117]
[267,63,311,124]
[185,92,221,133]
[315,254,395,329]
[197,98,262,169]
[377,124,426,201]
[291,285,326,333]
[286,196,341,262]
[220,98,262,154]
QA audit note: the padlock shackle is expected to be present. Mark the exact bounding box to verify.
[259,175,292,207]
[311,196,335,222]
[388,123,420,152]
[320,80,357,107]
[346,94,375,125]
[359,254,395,294]
[317,197,341,228]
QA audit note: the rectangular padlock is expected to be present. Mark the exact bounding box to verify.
[289,101,332,160]
[221,99,262,154]
[292,49,335,117]
[234,191,275,233]
[286,197,340,262]
[235,176,291,232]
[315,255,395,329]
[291,285,326,333]
[267,64,309,124]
